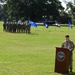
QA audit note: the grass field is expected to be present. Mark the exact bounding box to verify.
[0,22,75,75]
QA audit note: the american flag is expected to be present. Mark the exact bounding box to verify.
[55,22,60,27]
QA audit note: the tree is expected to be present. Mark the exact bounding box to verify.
[2,0,64,21]
[66,2,75,25]
[56,10,71,24]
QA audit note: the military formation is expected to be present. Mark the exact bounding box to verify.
[3,21,31,34]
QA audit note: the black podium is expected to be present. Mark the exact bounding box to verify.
[55,47,70,73]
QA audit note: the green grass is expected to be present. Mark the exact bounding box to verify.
[0,22,75,75]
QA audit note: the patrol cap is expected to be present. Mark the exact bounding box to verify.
[65,35,69,38]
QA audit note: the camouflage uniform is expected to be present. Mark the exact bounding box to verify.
[3,23,6,31]
[61,41,74,72]
[26,24,31,34]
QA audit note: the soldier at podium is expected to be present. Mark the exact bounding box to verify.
[61,35,74,72]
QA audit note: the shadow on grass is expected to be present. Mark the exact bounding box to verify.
[62,72,75,75]
[30,33,39,35]
[28,72,75,75]
[7,32,39,35]
[54,71,75,75]
[61,72,75,75]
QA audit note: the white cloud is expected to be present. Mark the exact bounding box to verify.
[60,0,66,9]
[59,0,74,9]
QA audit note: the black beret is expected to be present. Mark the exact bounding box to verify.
[65,35,69,37]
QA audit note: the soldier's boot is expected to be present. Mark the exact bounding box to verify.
[70,66,72,72]
[70,69,72,72]
[28,30,30,34]
[26,30,27,34]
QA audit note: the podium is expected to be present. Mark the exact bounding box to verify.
[55,47,70,73]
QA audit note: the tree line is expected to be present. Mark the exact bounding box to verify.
[0,0,75,24]
[0,0,64,21]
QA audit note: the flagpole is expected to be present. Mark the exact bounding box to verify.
[68,27,69,33]
[43,25,44,31]
[68,21,72,33]
[55,25,56,31]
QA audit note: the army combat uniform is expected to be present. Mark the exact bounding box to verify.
[61,41,74,72]
[26,24,31,34]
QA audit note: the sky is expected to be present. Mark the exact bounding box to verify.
[59,0,74,9]
[0,0,74,7]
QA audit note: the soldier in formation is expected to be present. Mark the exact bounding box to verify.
[3,21,31,34]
